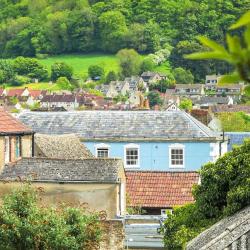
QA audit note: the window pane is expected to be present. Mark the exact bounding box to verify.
[171,148,184,166]
[126,148,138,166]
[97,148,109,158]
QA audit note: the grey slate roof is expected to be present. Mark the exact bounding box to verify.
[17,111,220,141]
[225,132,250,151]
[0,157,123,183]
[195,96,230,105]
[187,206,250,250]
[35,134,93,159]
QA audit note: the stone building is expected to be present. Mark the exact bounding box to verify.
[0,108,34,170]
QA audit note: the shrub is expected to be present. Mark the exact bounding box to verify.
[11,75,31,86]
[56,77,73,90]
[88,65,104,80]
[51,62,73,81]
[0,183,101,250]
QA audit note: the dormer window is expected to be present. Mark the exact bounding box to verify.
[169,144,185,168]
[95,143,110,158]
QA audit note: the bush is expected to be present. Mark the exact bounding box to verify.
[56,77,73,90]
[0,183,101,250]
[88,65,104,80]
[11,75,31,86]
[179,98,192,111]
[173,67,194,84]
[147,91,163,107]
[162,140,250,248]
[51,62,73,81]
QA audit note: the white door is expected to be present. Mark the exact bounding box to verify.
[4,136,10,163]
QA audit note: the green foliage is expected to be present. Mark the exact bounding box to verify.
[56,77,73,90]
[13,56,48,81]
[217,112,250,132]
[140,57,155,73]
[117,49,142,78]
[51,62,73,81]
[179,98,192,111]
[147,91,163,107]
[149,79,175,93]
[105,71,117,83]
[88,65,104,79]
[0,60,15,84]
[0,183,101,250]
[11,75,31,86]
[163,140,250,248]
[173,67,194,84]
[186,10,250,84]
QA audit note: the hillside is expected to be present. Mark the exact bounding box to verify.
[0,0,249,81]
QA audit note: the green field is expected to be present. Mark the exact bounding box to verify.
[39,54,120,77]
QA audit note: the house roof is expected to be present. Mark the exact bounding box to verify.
[41,94,75,103]
[0,108,32,135]
[0,157,123,183]
[7,89,25,97]
[0,89,5,95]
[126,171,200,208]
[35,134,93,159]
[176,84,203,90]
[195,96,230,105]
[17,110,221,141]
[29,90,42,98]
[141,72,159,77]
[212,105,250,113]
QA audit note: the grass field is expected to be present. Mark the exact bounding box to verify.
[39,54,120,77]
[6,83,61,91]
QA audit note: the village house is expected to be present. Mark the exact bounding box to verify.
[141,72,166,84]
[205,74,221,90]
[18,110,228,171]
[40,94,79,110]
[193,96,233,109]
[124,76,147,92]
[0,88,7,96]
[175,84,205,97]
[0,157,126,219]
[216,84,243,96]
[0,109,34,170]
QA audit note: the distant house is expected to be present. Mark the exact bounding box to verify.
[40,94,78,110]
[6,88,30,97]
[0,89,7,96]
[124,76,147,92]
[216,84,243,96]
[113,80,130,96]
[126,171,200,215]
[205,75,221,90]
[18,110,228,171]
[141,72,166,84]
[211,104,250,114]
[0,157,126,219]
[175,84,205,97]
[194,96,233,109]
[0,109,34,170]
[225,132,250,151]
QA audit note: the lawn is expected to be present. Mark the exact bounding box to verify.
[39,54,120,77]
[6,82,62,91]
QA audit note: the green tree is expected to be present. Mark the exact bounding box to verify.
[0,183,101,250]
[13,56,48,81]
[173,67,194,84]
[162,139,250,249]
[106,71,117,83]
[186,11,250,84]
[117,49,141,78]
[88,65,104,79]
[56,77,73,90]
[179,98,192,111]
[147,91,163,107]
[140,57,155,73]
[0,60,15,84]
[51,62,73,81]
[98,10,127,52]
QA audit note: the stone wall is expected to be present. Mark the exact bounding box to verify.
[100,220,124,250]
[21,135,33,157]
[0,137,4,171]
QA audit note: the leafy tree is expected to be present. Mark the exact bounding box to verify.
[140,57,155,73]
[13,56,48,81]
[163,139,250,249]
[56,77,73,90]
[147,91,163,107]
[98,10,127,52]
[117,49,141,78]
[186,11,250,84]
[106,71,117,83]
[0,183,101,250]
[173,67,194,84]
[88,65,104,79]
[179,98,192,111]
[0,60,15,84]
[149,79,175,93]
[51,62,73,81]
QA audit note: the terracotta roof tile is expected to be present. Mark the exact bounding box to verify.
[7,89,25,97]
[0,108,32,134]
[29,90,42,98]
[126,171,199,208]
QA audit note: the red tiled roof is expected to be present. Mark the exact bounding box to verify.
[0,108,32,134]
[7,89,25,97]
[0,89,4,95]
[29,90,42,98]
[126,171,199,208]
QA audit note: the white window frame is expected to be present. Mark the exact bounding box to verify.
[95,143,110,158]
[169,143,185,169]
[124,143,140,168]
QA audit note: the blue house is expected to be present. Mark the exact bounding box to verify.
[18,111,228,171]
